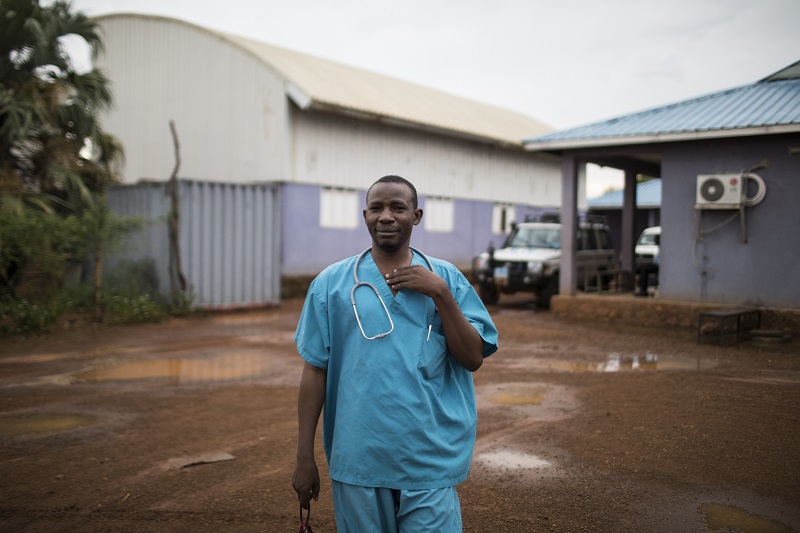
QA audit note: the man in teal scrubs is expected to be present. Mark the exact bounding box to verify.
[292,175,498,531]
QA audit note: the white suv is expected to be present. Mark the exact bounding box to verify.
[472,214,617,308]
[635,226,660,268]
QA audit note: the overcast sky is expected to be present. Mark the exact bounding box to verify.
[67,0,799,195]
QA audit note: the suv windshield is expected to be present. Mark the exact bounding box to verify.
[509,227,561,249]
[637,233,659,246]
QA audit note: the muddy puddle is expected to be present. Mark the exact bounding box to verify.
[62,351,273,385]
[700,502,793,532]
[0,412,95,436]
[497,350,714,373]
[476,382,578,423]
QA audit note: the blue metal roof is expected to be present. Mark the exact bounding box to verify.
[588,179,661,209]
[524,61,800,149]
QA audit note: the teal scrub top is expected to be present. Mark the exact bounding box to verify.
[294,249,499,490]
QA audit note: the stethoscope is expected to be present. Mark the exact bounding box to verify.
[350,246,435,340]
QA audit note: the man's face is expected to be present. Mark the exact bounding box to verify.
[363,182,422,253]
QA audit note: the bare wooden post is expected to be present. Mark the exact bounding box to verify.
[166,120,187,305]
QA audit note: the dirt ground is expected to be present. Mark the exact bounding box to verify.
[1,295,799,532]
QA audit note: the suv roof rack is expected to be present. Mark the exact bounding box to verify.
[524,211,561,223]
[583,213,608,224]
[522,211,607,224]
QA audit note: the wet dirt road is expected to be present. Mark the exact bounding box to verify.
[1,297,799,532]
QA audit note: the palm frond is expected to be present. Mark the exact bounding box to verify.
[1,0,120,216]
[0,0,39,74]
[91,131,125,172]
[66,69,114,111]
[0,191,58,215]
[0,87,36,147]
[43,162,94,211]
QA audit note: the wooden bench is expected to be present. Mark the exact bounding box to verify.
[697,308,762,345]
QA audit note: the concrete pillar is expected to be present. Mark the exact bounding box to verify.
[620,168,637,290]
[560,155,579,296]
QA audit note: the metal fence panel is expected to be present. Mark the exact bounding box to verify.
[108,179,281,309]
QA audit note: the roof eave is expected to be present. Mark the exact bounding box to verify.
[523,123,800,152]
[286,82,313,110]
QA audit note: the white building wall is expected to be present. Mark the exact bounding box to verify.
[97,16,290,184]
[289,111,563,205]
[96,15,569,207]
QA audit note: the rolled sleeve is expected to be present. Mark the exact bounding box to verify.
[294,281,331,369]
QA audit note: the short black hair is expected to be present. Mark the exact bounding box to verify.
[367,175,418,209]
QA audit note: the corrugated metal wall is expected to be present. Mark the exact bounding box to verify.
[290,111,564,206]
[97,14,573,284]
[108,180,281,309]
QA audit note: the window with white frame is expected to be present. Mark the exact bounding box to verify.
[424,197,454,233]
[320,187,358,228]
[492,203,516,234]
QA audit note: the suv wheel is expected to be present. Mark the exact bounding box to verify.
[478,282,499,305]
[537,275,559,309]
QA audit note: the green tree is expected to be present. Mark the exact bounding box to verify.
[0,0,129,323]
[0,0,120,210]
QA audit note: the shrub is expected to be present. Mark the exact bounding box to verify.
[103,291,168,325]
[0,297,59,337]
[100,259,170,324]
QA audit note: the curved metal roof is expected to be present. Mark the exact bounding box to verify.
[224,33,553,147]
[98,14,552,147]
[524,61,800,150]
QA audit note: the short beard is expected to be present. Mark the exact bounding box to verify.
[372,237,406,255]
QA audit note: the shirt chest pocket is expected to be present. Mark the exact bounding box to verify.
[417,316,447,380]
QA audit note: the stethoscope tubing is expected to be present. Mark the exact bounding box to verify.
[350,247,434,340]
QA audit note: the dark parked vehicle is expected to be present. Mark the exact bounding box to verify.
[472,214,616,308]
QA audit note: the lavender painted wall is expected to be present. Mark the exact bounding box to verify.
[281,182,531,276]
[659,133,800,308]
[280,183,366,275]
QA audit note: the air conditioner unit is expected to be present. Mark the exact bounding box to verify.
[696,174,743,209]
